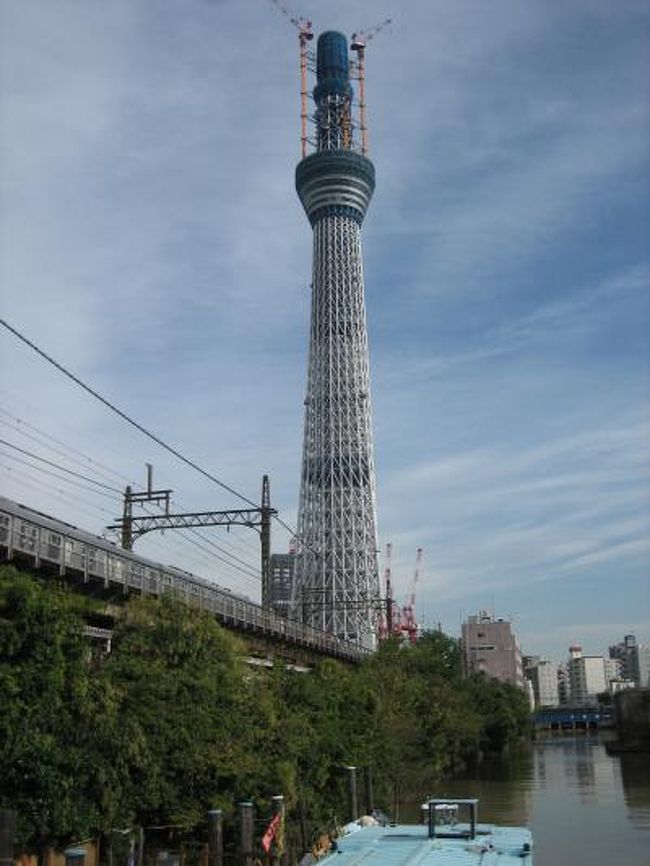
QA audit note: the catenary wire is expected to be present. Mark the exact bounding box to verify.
[1,459,260,587]
[168,530,260,583]
[0,439,122,493]
[0,414,262,575]
[0,404,138,487]
[0,319,302,543]
[0,464,119,522]
[0,434,262,579]
[0,405,261,570]
[0,413,134,488]
[0,318,259,507]
[0,447,123,500]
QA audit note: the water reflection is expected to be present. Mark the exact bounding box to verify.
[620,752,650,828]
[397,735,650,866]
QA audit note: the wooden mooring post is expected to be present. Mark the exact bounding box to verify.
[270,796,284,866]
[237,802,254,866]
[364,765,374,815]
[207,810,223,866]
[345,766,358,822]
[64,849,86,866]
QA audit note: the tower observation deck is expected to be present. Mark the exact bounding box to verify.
[293,31,380,646]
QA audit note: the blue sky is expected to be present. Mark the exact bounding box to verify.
[1,0,648,662]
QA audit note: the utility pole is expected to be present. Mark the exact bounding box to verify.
[111,470,276,606]
[386,574,393,636]
[261,474,272,608]
[119,464,171,551]
[121,484,132,551]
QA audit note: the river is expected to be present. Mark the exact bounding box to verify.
[398,733,650,866]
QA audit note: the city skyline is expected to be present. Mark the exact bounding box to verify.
[1,0,648,659]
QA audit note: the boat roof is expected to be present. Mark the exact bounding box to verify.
[320,822,533,865]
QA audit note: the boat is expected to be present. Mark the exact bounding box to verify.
[318,797,533,864]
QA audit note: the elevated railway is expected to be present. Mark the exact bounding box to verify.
[0,496,371,664]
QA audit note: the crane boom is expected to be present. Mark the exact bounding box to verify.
[351,18,392,47]
[410,546,423,608]
[267,0,313,157]
[269,0,311,31]
[349,18,392,156]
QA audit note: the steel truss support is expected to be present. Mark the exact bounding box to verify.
[109,476,276,606]
[294,212,380,645]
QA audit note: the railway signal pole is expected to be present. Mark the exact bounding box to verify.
[111,471,276,606]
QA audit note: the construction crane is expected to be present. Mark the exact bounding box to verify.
[350,18,391,156]
[399,547,423,644]
[269,0,314,157]
[378,544,423,643]
[379,542,394,639]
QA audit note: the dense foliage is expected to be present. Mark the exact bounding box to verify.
[0,566,529,852]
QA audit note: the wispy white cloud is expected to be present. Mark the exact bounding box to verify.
[388,265,649,380]
[523,620,650,663]
[381,411,649,623]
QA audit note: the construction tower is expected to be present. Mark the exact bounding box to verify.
[293,31,380,646]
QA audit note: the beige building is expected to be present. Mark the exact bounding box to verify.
[461,610,524,688]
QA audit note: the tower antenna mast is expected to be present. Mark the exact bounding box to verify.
[350,18,391,156]
[269,0,314,157]
[293,30,380,645]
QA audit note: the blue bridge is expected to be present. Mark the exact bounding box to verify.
[533,706,614,730]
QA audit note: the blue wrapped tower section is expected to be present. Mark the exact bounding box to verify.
[314,31,353,102]
[293,31,380,646]
[296,30,375,226]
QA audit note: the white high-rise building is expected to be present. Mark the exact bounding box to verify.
[567,646,607,707]
[524,656,559,707]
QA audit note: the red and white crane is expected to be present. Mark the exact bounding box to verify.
[380,545,424,643]
[350,18,391,155]
[398,547,422,643]
[269,0,314,157]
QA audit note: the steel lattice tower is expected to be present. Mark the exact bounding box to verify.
[293,31,380,646]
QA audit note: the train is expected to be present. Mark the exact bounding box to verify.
[0,495,370,663]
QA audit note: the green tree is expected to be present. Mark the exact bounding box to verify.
[98,595,248,826]
[1,565,532,851]
[0,567,100,851]
[466,673,530,751]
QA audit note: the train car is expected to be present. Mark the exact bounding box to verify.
[0,496,370,662]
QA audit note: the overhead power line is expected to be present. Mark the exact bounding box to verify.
[0,439,122,493]
[0,405,262,569]
[0,318,259,509]
[0,405,137,487]
[0,463,119,520]
[0,450,261,584]
[0,450,121,501]
[171,529,261,582]
[0,428,262,586]
[1,317,302,547]
[1,445,260,580]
